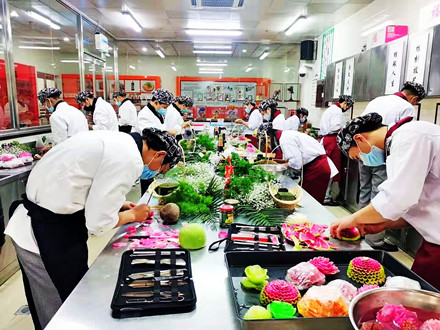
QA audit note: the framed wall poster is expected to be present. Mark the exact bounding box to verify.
[405,30,431,84]
[236,86,245,100]
[320,27,334,80]
[180,90,193,98]
[385,37,406,94]
[333,61,343,98]
[141,81,155,93]
[125,80,140,92]
[269,83,283,101]
[283,83,300,102]
[343,57,355,95]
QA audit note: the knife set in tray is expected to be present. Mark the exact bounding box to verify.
[208,223,285,252]
[111,248,197,318]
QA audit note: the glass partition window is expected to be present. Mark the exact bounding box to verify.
[8,0,80,128]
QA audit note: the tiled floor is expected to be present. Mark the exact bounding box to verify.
[0,202,414,329]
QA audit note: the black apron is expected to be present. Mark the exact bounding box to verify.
[10,194,88,302]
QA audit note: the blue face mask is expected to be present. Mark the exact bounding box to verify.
[47,107,54,113]
[300,117,307,123]
[357,140,385,167]
[245,107,251,114]
[181,109,189,114]
[140,155,162,180]
[158,109,167,115]
[140,163,159,180]
[264,114,270,121]
[115,101,121,106]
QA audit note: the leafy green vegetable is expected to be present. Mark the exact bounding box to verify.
[163,181,213,215]
[197,133,216,151]
[235,205,287,226]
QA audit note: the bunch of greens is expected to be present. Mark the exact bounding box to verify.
[223,153,275,201]
[235,205,288,226]
[180,134,216,153]
[163,181,213,215]
[0,141,38,156]
[162,177,223,226]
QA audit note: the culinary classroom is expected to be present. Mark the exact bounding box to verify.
[1,0,440,329]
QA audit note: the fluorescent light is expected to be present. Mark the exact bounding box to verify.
[142,47,147,52]
[106,53,110,57]
[193,50,232,54]
[122,6,142,33]
[199,68,223,72]
[245,67,253,72]
[26,11,60,30]
[242,49,247,53]
[10,11,19,17]
[199,71,225,74]
[361,20,393,37]
[155,49,165,58]
[108,46,113,51]
[259,51,270,60]
[171,66,177,72]
[63,37,70,42]
[61,60,79,63]
[196,63,228,67]
[285,15,307,36]
[186,29,242,37]
[194,44,231,49]
[284,68,290,72]
[19,46,60,50]
[129,65,136,70]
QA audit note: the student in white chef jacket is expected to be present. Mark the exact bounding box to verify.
[76,90,118,131]
[137,88,175,195]
[258,98,285,158]
[137,88,174,134]
[285,107,309,131]
[113,91,138,133]
[164,95,193,140]
[37,88,88,145]
[331,112,440,290]
[277,129,338,204]
[5,128,182,329]
[319,94,354,205]
[235,101,263,132]
[358,81,425,251]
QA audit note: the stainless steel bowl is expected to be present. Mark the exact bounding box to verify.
[349,287,440,329]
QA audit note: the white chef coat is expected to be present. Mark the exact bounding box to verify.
[49,101,88,145]
[118,98,138,129]
[273,113,285,131]
[5,130,143,254]
[279,130,338,178]
[284,115,300,131]
[320,104,345,136]
[371,121,440,245]
[247,109,263,130]
[164,104,184,135]
[137,103,165,132]
[362,94,415,125]
[92,97,119,131]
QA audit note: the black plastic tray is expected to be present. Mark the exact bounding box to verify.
[111,248,197,318]
[225,250,439,330]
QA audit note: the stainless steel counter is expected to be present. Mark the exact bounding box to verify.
[46,180,371,330]
[0,162,35,284]
[0,162,35,186]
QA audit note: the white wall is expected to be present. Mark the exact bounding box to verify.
[300,0,440,127]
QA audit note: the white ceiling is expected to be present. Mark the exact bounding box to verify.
[7,0,374,57]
